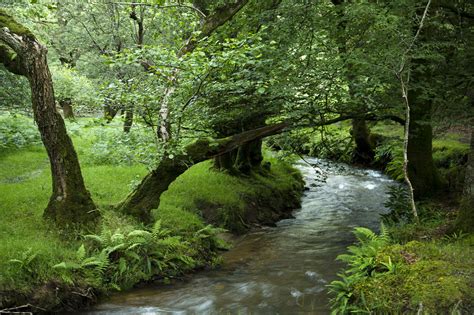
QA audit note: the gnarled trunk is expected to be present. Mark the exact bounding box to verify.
[214,139,263,174]
[0,11,97,225]
[119,123,287,223]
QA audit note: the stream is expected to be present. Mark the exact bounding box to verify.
[82,157,394,314]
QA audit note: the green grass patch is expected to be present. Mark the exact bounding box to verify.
[0,115,303,311]
[155,156,304,233]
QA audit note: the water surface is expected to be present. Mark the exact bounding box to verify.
[83,158,393,314]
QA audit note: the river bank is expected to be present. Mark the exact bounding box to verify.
[0,135,303,314]
[78,157,394,314]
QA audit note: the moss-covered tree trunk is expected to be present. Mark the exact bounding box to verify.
[455,128,474,232]
[0,11,98,225]
[406,63,440,200]
[119,123,287,223]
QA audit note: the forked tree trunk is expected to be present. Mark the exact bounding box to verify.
[0,11,98,225]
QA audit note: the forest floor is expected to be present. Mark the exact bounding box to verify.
[0,117,303,313]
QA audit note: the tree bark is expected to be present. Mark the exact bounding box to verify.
[455,127,474,232]
[406,61,441,200]
[59,98,75,119]
[0,11,98,225]
[351,117,374,165]
[118,123,287,223]
[123,109,134,133]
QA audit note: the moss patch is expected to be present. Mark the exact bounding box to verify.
[0,10,35,39]
[154,156,304,234]
[351,238,474,313]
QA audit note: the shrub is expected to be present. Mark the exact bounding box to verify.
[0,113,40,150]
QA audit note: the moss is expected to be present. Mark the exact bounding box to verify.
[349,237,474,313]
[154,156,303,233]
[0,10,35,39]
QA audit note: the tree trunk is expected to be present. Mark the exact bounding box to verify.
[104,103,119,122]
[351,118,374,165]
[406,67,440,200]
[455,128,474,232]
[59,98,75,119]
[0,11,98,225]
[123,109,134,133]
[214,139,263,174]
[118,123,287,223]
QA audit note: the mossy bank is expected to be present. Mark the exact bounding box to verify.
[0,116,304,313]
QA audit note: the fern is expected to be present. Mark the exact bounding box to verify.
[329,227,397,312]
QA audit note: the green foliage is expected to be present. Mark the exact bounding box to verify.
[51,65,100,114]
[328,226,394,314]
[0,113,40,150]
[330,217,474,313]
[82,123,162,168]
[374,140,404,181]
[53,221,200,290]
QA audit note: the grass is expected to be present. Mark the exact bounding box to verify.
[155,154,303,233]
[0,114,303,311]
[0,144,147,293]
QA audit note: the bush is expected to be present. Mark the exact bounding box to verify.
[0,113,40,150]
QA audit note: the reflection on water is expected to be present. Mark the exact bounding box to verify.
[81,158,393,315]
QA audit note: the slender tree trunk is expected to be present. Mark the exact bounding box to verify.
[0,11,98,225]
[155,0,249,141]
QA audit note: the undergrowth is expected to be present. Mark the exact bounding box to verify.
[0,115,303,311]
[329,203,474,314]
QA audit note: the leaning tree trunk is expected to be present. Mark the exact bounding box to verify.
[455,128,474,232]
[0,11,98,225]
[118,123,287,223]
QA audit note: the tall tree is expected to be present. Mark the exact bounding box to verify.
[0,10,98,225]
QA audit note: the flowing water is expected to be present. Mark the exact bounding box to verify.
[82,158,394,314]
